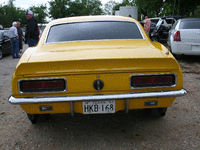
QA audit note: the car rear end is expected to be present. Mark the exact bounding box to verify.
[170,18,200,55]
[10,41,186,116]
[9,16,187,123]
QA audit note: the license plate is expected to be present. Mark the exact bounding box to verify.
[83,100,115,114]
[192,45,200,51]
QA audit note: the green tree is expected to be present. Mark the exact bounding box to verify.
[104,0,118,15]
[49,0,70,19]
[135,0,163,17]
[49,0,103,19]
[72,0,103,16]
[16,8,27,27]
[67,0,86,16]
[0,0,20,28]
[0,0,48,28]
[160,0,200,17]
[29,4,48,23]
[113,0,134,11]
[195,6,200,17]
[86,0,103,15]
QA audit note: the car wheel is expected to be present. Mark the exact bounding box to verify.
[144,107,167,117]
[41,114,50,121]
[0,48,3,60]
[151,37,158,42]
[156,108,167,117]
[27,114,39,124]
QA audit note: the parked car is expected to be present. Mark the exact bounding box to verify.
[150,18,172,42]
[0,30,12,59]
[141,17,176,28]
[9,16,187,124]
[168,18,200,56]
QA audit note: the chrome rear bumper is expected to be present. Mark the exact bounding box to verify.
[9,88,187,105]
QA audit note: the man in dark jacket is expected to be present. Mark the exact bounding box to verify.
[25,10,39,47]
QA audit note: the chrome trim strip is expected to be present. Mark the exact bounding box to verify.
[129,73,177,89]
[9,88,187,104]
[18,77,67,94]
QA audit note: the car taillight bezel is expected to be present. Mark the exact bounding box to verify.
[130,73,177,89]
[18,78,67,93]
[173,31,181,41]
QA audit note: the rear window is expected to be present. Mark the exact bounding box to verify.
[179,21,200,29]
[46,21,143,43]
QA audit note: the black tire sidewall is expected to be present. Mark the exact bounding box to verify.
[0,48,3,59]
[151,37,158,42]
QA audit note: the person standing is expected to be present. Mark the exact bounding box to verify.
[16,22,24,55]
[9,22,20,59]
[144,16,151,36]
[25,10,39,47]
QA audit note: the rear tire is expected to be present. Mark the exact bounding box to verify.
[157,108,167,117]
[41,114,50,121]
[0,49,3,60]
[27,114,51,124]
[27,114,39,124]
[143,107,167,117]
[151,37,158,42]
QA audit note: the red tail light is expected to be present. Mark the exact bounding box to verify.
[19,78,66,93]
[130,74,176,88]
[174,31,181,41]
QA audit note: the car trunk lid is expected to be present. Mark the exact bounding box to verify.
[180,29,200,44]
[15,40,178,76]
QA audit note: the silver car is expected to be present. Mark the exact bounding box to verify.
[168,18,200,56]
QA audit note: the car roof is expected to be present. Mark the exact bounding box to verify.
[141,17,175,23]
[49,16,138,26]
[179,18,200,22]
[149,17,175,20]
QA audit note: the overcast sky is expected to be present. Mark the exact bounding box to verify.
[0,0,123,9]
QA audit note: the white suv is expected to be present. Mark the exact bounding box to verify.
[168,18,200,56]
[149,17,176,28]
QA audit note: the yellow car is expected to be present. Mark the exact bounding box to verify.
[9,16,187,124]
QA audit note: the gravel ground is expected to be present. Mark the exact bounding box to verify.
[0,44,199,150]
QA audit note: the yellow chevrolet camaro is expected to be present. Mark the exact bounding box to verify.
[9,16,187,124]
